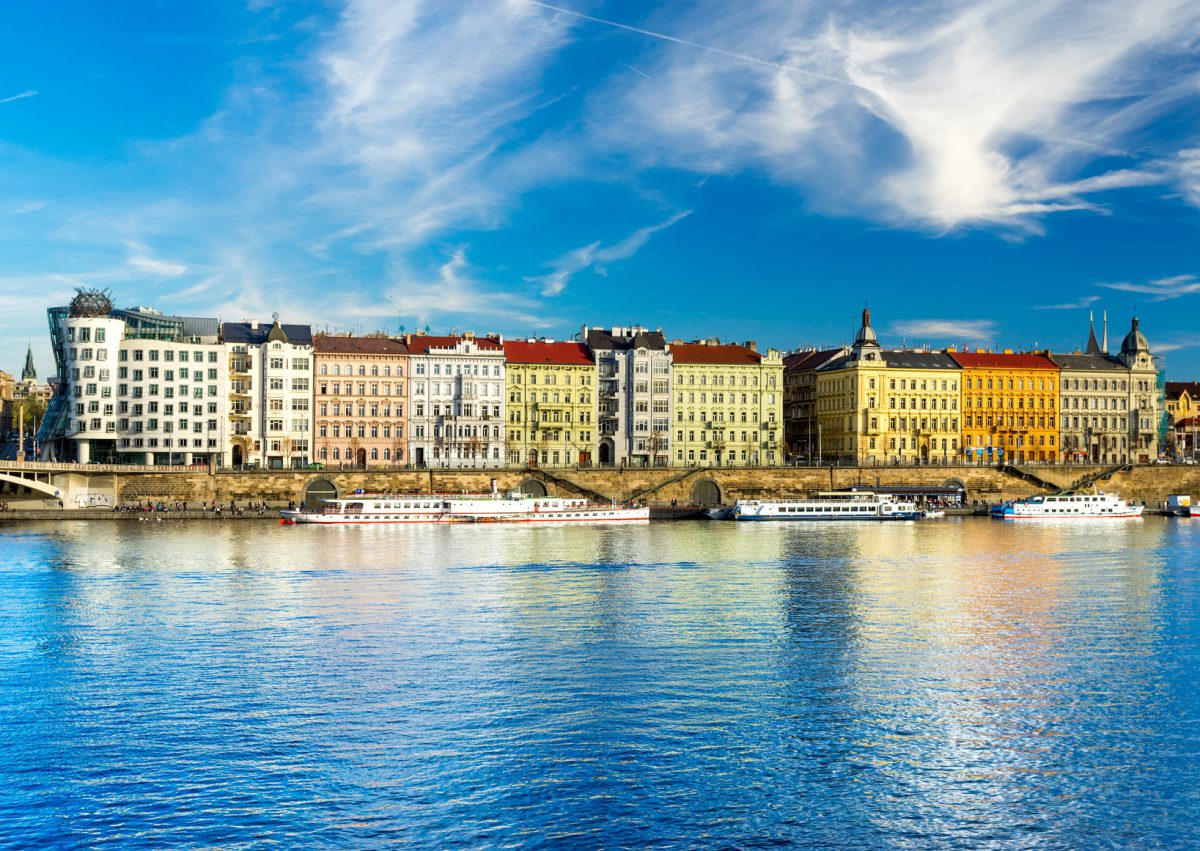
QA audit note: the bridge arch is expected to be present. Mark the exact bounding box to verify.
[304,478,338,510]
[942,477,968,501]
[518,478,548,497]
[0,473,60,501]
[691,478,722,506]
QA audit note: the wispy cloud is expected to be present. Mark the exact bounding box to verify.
[128,252,187,277]
[1099,273,1200,301]
[581,0,1200,231]
[526,211,691,296]
[1034,294,1101,310]
[0,89,37,105]
[1149,334,1200,353]
[890,319,997,342]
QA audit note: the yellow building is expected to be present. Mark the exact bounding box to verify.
[671,340,784,466]
[951,350,1059,463]
[813,310,962,463]
[504,339,596,467]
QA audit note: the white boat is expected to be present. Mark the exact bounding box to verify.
[280,492,649,525]
[991,491,1143,520]
[732,491,922,521]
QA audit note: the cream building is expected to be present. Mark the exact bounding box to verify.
[503,339,596,468]
[671,340,784,466]
[223,318,313,469]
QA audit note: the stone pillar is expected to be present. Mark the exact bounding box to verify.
[144,451,154,466]
[77,438,90,464]
[183,452,193,466]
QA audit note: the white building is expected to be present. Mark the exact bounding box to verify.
[405,333,505,468]
[222,319,314,468]
[584,326,673,467]
[41,294,228,465]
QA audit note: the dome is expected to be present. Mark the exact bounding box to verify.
[854,307,879,348]
[1120,317,1149,355]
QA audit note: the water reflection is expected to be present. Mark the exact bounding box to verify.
[0,518,1195,846]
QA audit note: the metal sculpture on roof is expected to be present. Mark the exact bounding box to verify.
[67,287,113,318]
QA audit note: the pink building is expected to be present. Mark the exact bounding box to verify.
[314,336,409,467]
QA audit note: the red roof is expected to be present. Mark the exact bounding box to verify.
[313,336,408,355]
[670,342,761,366]
[949,351,1058,370]
[407,334,503,354]
[503,340,594,365]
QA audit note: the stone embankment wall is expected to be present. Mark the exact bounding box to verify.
[107,463,1200,508]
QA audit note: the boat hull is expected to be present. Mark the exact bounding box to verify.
[280,508,650,525]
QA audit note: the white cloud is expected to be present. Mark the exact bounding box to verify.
[129,254,188,277]
[1178,148,1200,207]
[583,0,1200,231]
[890,318,996,342]
[0,90,37,105]
[1034,294,1101,310]
[526,211,691,296]
[1099,274,1200,301]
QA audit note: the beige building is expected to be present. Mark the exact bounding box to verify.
[0,369,12,436]
[503,339,597,467]
[671,340,784,466]
[314,335,409,467]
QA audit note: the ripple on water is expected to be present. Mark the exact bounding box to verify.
[0,518,1197,846]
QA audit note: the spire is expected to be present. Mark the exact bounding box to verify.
[20,342,36,382]
[1086,311,1101,354]
[853,306,878,350]
[1102,310,1108,353]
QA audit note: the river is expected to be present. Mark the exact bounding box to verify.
[0,518,1196,846]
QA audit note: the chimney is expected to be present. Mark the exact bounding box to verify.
[250,320,259,331]
[745,340,758,352]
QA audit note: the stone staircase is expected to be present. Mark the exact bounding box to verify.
[1067,463,1133,493]
[524,467,613,504]
[997,463,1060,493]
[626,466,714,504]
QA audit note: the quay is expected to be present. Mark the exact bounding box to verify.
[2,460,1200,518]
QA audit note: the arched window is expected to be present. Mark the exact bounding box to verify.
[332,447,340,460]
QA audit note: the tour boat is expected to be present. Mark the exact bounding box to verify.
[990,491,1143,520]
[280,492,649,525]
[732,491,922,521]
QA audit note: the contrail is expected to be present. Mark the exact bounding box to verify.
[522,0,849,86]
[0,89,37,105]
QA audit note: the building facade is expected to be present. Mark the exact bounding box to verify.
[951,350,1059,463]
[406,333,505,468]
[811,311,961,464]
[40,294,229,465]
[585,326,673,467]
[0,369,12,437]
[1116,317,1160,462]
[503,339,596,468]
[223,319,313,469]
[671,340,784,466]
[313,335,409,468]
[783,347,847,462]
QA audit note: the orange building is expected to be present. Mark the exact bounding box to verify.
[951,351,1059,463]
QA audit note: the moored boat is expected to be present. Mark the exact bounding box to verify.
[991,491,1143,520]
[732,491,922,521]
[280,492,649,525]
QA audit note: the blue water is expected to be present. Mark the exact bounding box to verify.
[0,519,1197,847]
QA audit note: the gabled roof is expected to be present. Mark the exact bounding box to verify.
[879,351,959,370]
[407,334,503,354]
[314,336,409,355]
[222,321,313,346]
[503,340,593,365]
[1049,352,1126,372]
[586,328,667,351]
[948,351,1057,370]
[1165,381,1200,401]
[669,342,761,366]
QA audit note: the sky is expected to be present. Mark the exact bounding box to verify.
[2,0,1199,380]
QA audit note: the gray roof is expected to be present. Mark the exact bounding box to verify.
[222,321,313,346]
[586,327,667,351]
[1049,352,1126,372]
[880,351,959,370]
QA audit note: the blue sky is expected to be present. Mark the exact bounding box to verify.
[2,0,1199,380]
